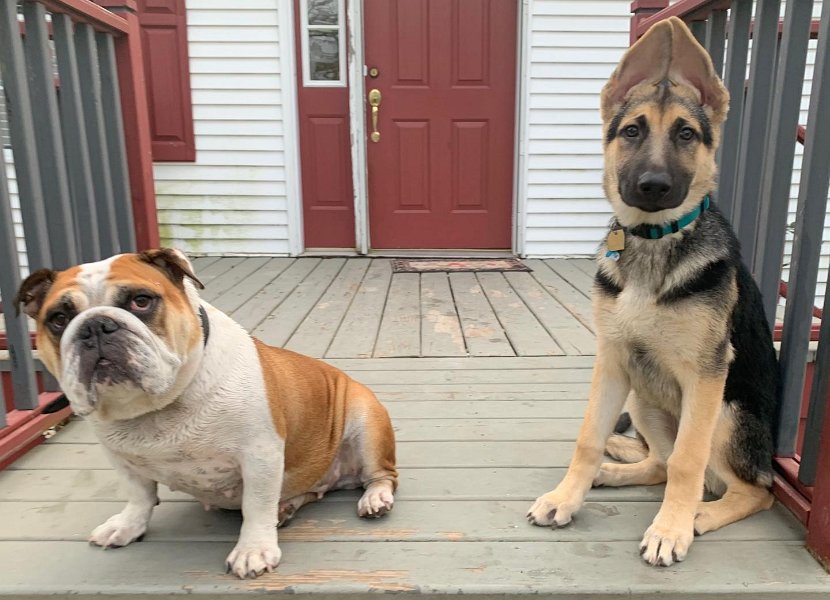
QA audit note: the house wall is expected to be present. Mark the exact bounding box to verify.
[154,0,294,255]
[521,0,828,308]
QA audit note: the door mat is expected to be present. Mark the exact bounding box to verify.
[391,258,531,273]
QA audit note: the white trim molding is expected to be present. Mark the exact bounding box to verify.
[278,0,305,255]
[348,0,369,254]
[513,0,531,257]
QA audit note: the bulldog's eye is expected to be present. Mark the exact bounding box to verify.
[130,294,155,312]
[48,312,69,332]
[678,126,696,141]
[623,125,640,138]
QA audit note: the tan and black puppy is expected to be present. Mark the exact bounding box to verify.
[527,17,780,567]
[15,249,398,578]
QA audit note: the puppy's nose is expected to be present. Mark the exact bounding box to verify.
[637,172,672,201]
[79,316,121,340]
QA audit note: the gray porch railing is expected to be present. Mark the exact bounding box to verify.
[632,0,830,566]
[0,0,156,431]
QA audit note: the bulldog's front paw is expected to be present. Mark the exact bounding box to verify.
[358,481,394,518]
[89,513,148,548]
[639,514,694,567]
[225,541,281,579]
[527,489,582,527]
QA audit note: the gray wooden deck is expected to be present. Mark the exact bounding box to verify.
[0,258,828,598]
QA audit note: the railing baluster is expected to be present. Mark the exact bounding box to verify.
[732,0,782,268]
[53,13,101,263]
[777,0,830,459]
[690,19,707,44]
[753,0,815,331]
[0,146,39,412]
[716,0,752,222]
[97,30,135,252]
[785,0,830,476]
[75,22,119,257]
[22,1,78,270]
[704,9,727,75]
[0,0,50,272]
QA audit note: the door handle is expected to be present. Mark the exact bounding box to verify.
[368,89,382,143]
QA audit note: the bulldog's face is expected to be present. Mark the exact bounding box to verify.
[14,249,205,421]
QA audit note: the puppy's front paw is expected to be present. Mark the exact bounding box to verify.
[225,541,281,579]
[639,517,694,567]
[358,482,394,518]
[89,513,148,548]
[527,489,582,527]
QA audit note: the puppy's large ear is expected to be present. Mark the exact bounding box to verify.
[667,16,729,123]
[601,18,673,122]
[14,269,56,319]
[139,248,205,290]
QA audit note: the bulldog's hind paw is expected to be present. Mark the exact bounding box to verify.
[358,481,394,518]
[89,513,148,548]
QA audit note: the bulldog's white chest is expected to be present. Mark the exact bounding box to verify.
[93,411,247,509]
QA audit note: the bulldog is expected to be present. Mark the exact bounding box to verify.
[14,249,398,578]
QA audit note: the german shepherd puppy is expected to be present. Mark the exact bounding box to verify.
[527,17,780,567]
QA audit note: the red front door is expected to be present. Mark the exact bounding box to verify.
[364,0,518,249]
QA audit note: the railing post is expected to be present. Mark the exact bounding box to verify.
[0,147,39,413]
[717,0,752,223]
[753,0,814,331]
[703,8,728,75]
[777,0,830,458]
[94,0,159,250]
[22,0,79,270]
[630,0,668,43]
[731,0,782,269]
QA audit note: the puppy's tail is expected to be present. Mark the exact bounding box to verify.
[606,412,649,463]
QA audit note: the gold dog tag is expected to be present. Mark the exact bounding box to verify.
[607,228,625,252]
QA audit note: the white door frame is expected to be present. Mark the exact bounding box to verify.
[345,0,530,255]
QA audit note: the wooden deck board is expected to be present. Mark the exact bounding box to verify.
[476,272,564,356]
[545,258,595,298]
[210,258,294,314]
[326,259,393,358]
[525,259,595,333]
[374,274,421,357]
[505,271,596,355]
[285,259,371,357]
[230,258,318,332]
[420,273,467,357]
[199,257,272,303]
[252,259,346,346]
[0,540,826,598]
[449,272,515,356]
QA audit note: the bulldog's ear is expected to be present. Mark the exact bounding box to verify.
[14,269,56,319]
[666,16,729,122]
[601,18,673,122]
[139,248,205,290]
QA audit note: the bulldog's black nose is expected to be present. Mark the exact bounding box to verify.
[637,171,673,202]
[79,316,121,340]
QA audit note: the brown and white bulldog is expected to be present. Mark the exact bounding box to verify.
[14,249,398,578]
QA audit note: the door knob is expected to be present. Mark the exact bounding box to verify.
[368,89,382,143]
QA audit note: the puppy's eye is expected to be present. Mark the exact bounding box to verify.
[678,126,696,141]
[130,294,155,312]
[49,312,68,332]
[623,125,640,138]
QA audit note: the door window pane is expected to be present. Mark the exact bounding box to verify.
[308,0,338,25]
[309,30,340,81]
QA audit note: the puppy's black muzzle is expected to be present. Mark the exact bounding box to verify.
[620,170,688,213]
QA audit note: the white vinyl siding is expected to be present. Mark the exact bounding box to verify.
[522,0,828,308]
[154,0,292,255]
